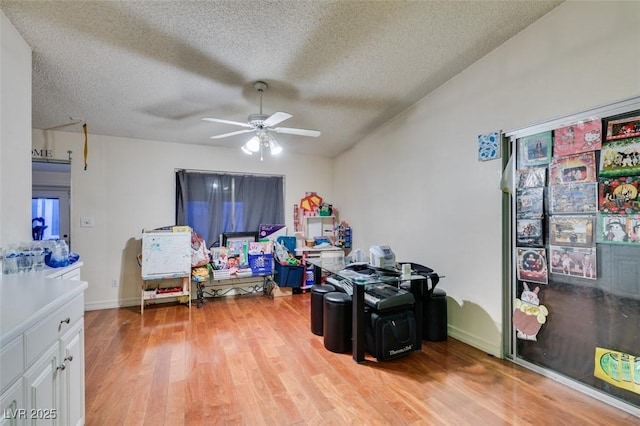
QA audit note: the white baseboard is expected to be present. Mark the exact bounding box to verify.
[447,324,503,358]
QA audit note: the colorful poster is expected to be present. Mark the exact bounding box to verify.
[605,115,640,141]
[629,215,640,243]
[599,137,640,178]
[599,176,640,214]
[516,219,543,246]
[516,247,548,284]
[549,215,594,247]
[594,347,640,395]
[516,188,544,219]
[549,152,597,185]
[598,214,640,245]
[518,131,552,169]
[550,183,598,214]
[553,119,602,156]
[549,245,597,279]
[516,167,546,189]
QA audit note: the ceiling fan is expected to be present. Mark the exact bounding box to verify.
[202,81,321,159]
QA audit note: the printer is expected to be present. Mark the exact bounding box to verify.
[369,245,396,269]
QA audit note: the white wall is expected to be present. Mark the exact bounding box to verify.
[0,11,31,246]
[334,1,640,356]
[31,130,333,309]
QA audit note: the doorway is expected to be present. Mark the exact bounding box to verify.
[31,160,71,248]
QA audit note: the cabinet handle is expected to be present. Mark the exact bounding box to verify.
[56,356,73,371]
[59,317,70,325]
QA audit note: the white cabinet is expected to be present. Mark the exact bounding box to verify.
[0,380,24,426]
[44,262,83,281]
[0,277,86,426]
[59,320,84,426]
[23,343,58,425]
[23,296,84,425]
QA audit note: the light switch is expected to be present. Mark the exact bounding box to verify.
[80,216,94,227]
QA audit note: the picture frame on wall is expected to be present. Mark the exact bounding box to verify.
[598,176,640,214]
[599,137,640,178]
[548,215,594,247]
[549,152,597,185]
[550,182,598,214]
[517,131,552,169]
[553,119,602,156]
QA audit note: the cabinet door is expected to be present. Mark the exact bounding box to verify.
[0,379,25,426]
[59,320,84,426]
[23,344,58,426]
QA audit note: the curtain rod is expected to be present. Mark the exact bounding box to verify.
[175,168,285,178]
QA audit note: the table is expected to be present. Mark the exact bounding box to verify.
[192,270,275,307]
[307,259,435,363]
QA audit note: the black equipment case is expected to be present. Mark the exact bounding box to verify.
[364,309,417,361]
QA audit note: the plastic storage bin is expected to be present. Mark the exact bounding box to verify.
[274,262,304,287]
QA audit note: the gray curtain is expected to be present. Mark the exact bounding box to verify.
[176,170,284,246]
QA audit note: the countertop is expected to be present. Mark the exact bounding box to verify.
[0,262,87,346]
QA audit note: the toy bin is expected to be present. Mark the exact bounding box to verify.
[274,262,304,287]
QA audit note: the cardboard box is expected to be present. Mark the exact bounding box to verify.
[269,285,292,298]
[258,224,287,241]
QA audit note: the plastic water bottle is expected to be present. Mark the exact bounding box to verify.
[305,264,314,288]
[59,240,69,267]
[51,240,70,267]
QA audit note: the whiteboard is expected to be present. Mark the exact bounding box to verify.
[141,232,191,280]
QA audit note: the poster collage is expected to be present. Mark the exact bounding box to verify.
[516,111,640,287]
[513,111,640,341]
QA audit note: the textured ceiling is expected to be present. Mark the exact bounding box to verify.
[1,1,562,158]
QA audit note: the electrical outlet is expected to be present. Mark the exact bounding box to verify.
[111,279,118,288]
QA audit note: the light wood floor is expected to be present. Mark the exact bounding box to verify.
[84,292,638,425]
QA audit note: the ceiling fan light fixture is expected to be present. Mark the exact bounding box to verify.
[204,80,320,159]
[269,138,283,155]
[246,136,260,152]
[240,143,254,155]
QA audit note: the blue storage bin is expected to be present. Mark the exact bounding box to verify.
[276,236,296,254]
[274,262,304,288]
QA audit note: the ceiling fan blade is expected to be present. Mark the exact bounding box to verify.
[210,129,255,139]
[202,117,254,129]
[262,112,292,127]
[272,127,321,137]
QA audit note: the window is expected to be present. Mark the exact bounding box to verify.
[175,170,284,246]
[31,197,60,239]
